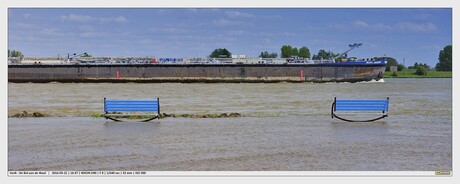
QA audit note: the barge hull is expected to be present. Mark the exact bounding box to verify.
[8,63,386,83]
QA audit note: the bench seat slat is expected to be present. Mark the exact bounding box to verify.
[105,99,159,112]
[336,100,387,104]
[332,97,389,122]
[104,98,160,122]
[336,107,388,111]
[105,102,158,105]
[105,103,158,107]
[105,108,158,112]
[105,114,158,116]
[105,104,158,108]
[336,104,388,107]
[336,100,388,103]
[105,100,157,102]
[334,98,389,112]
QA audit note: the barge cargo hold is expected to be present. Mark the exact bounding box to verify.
[8,61,387,83]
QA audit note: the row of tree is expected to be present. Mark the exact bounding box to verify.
[435,45,451,71]
[383,45,451,72]
[259,51,278,58]
[408,62,430,70]
[8,49,23,58]
[211,45,351,62]
[9,44,452,72]
[209,44,451,72]
[280,45,310,58]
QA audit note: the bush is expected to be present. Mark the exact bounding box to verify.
[392,71,398,77]
[415,66,428,76]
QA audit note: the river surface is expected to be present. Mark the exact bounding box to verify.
[8,78,452,171]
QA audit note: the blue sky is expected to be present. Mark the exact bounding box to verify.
[8,8,451,67]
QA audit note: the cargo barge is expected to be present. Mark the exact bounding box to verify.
[8,61,387,83]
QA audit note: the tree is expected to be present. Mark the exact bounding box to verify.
[312,49,329,60]
[209,48,232,58]
[8,49,23,57]
[82,53,92,57]
[422,63,430,69]
[298,47,310,59]
[408,62,429,70]
[374,56,399,71]
[292,47,299,56]
[397,64,406,71]
[435,45,452,71]
[269,52,278,58]
[281,45,293,58]
[259,51,278,58]
[281,45,311,58]
[259,51,268,58]
[312,49,339,61]
[415,66,428,75]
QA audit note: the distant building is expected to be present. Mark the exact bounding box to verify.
[8,57,21,64]
[390,66,398,72]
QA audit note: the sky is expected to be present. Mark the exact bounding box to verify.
[8,8,452,67]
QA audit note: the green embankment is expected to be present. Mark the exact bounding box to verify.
[384,69,452,78]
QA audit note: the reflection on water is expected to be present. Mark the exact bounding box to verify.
[330,122,389,143]
[8,78,452,171]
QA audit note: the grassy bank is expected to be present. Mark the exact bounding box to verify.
[384,69,452,78]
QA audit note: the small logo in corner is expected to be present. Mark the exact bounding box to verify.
[435,171,451,176]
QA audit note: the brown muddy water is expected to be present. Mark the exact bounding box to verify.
[8,78,452,171]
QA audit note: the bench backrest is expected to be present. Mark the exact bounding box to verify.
[334,98,389,112]
[104,98,160,113]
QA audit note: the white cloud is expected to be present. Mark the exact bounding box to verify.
[353,20,392,30]
[23,13,32,20]
[227,30,246,36]
[373,23,393,30]
[61,14,94,22]
[14,23,36,29]
[354,20,369,28]
[38,28,74,38]
[212,18,240,26]
[331,20,436,32]
[139,38,154,45]
[281,32,296,37]
[225,11,254,18]
[80,31,107,38]
[329,23,347,30]
[60,14,128,23]
[79,25,95,31]
[396,22,437,32]
[263,38,271,43]
[150,27,187,34]
[162,28,179,33]
[420,44,442,50]
[416,14,431,20]
[100,16,128,23]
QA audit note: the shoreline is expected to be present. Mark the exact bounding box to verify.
[8,111,243,119]
[383,69,452,78]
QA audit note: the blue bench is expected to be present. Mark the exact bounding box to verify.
[104,98,160,122]
[331,97,389,122]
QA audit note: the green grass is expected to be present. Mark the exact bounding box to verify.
[384,69,452,78]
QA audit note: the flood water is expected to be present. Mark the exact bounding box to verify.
[8,78,452,171]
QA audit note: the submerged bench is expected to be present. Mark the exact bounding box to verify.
[104,98,160,122]
[331,97,389,122]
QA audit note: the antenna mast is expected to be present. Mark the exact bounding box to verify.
[333,43,363,61]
